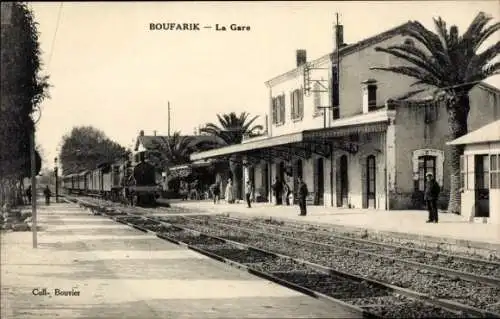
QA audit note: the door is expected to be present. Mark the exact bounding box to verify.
[366,155,376,208]
[293,160,303,204]
[474,155,490,217]
[315,158,324,205]
[262,163,269,201]
[337,155,348,207]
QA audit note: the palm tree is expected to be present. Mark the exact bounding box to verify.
[200,112,264,200]
[371,12,499,214]
[149,132,195,169]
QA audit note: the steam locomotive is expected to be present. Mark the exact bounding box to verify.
[61,158,161,206]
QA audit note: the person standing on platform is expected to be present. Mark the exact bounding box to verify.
[283,178,292,205]
[43,185,51,206]
[273,176,283,205]
[424,172,440,223]
[25,185,32,205]
[225,178,234,204]
[298,177,308,216]
[210,181,220,204]
[245,180,253,208]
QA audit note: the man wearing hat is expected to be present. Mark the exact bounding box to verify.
[424,172,441,223]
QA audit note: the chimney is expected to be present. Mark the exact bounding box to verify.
[334,24,344,49]
[153,130,157,136]
[139,130,145,137]
[362,79,378,113]
[296,50,307,67]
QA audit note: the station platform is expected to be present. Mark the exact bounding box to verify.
[1,200,360,319]
[171,201,500,250]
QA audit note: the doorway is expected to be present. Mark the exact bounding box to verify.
[336,155,349,207]
[315,158,324,205]
[474,154,490,217]
[366,155,376,208]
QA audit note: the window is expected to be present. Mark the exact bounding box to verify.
[272,94,286,125]
[418,155,436,191]
[476,155,489,189]
[490,154,500,189]
[404,38,415,46]
[291,88,304,120]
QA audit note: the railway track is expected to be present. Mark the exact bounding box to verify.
[175,214,500,282]
[71,197,499,318]
[150,214,500,313]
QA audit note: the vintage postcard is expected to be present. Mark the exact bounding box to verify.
[1,1,499,318]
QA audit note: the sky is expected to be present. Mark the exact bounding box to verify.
[28,1,500,170]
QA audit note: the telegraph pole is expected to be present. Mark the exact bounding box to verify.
[168,101,171,137]
[54,157,59,203]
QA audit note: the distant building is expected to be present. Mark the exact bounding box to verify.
[191,21,500,211]
[133,130,225,191]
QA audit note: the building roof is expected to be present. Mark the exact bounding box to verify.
[265,21,414,87]
[447,120,500,146]
[135,134,224,152]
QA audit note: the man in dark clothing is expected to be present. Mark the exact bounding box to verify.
[245,180,253,208]
[424,172,440,223]
[210,182,220,204]
[298,177,308,216]
[273,177,283,205]
[26,185,32,204]
[43,185,51,206]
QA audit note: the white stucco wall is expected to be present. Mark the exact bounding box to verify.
[461,142,500,225]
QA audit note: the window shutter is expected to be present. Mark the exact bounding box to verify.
[281,95,286,124]
[298,88,304,118]
[290,92,295,119]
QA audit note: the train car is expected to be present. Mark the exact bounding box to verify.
[101,163,112,199]
[88,168,101,196]
[78,171,89,194]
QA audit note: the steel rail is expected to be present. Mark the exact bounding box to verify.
[180,214,500,283]
[73,198,500,318]
[232,215,500,266]
[76,198,496,319]
[174,214,500,286]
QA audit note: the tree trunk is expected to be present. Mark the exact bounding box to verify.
[229,154,243,200]
[446,95,469,215]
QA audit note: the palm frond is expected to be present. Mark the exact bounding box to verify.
[374,45,444,82]
[370,65,443,88]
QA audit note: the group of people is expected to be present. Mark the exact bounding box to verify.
[272,176,309,216]
[24,185,53,206]
[208,176,309,216]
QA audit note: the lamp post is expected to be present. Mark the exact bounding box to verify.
[54,157,58,203]
[30,105,41,249]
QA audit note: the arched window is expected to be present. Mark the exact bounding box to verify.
[412,149,444,190]
[404,38,415,46]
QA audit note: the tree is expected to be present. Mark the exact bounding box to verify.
[148,131,222,169]
[200,112,264,200]
[371,12,499,214]
[59,126,128,175]
[1,2,50,206]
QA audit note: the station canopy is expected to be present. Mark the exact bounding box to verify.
[190,118,389,164]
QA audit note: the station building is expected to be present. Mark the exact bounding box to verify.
[447,120,500,225]
[190,22,500,211]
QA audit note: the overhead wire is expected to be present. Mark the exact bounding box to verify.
[47,2,63,69]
